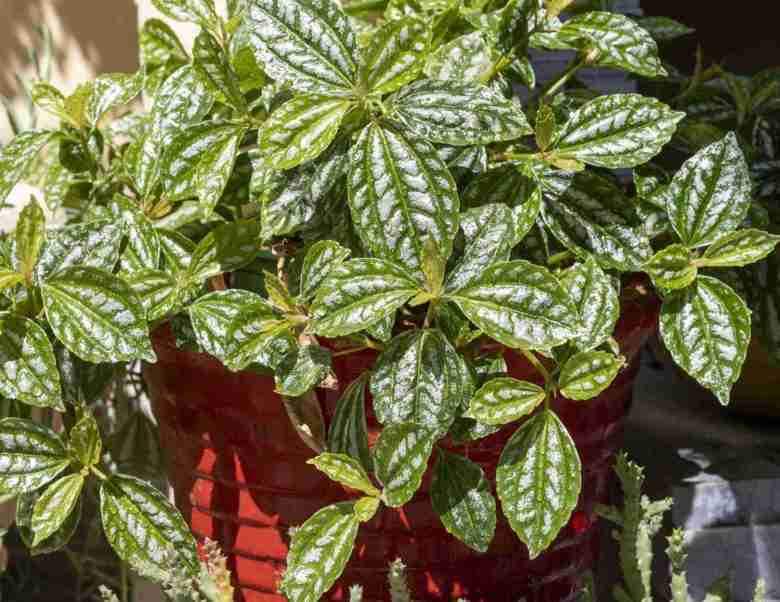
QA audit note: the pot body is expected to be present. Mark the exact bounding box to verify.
[144,294,658,602]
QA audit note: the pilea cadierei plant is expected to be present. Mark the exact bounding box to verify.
[0,0,777,600]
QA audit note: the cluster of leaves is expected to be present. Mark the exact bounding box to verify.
[0,0,776,600]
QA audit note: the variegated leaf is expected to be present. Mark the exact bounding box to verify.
[550,94,684,169]
[36,220,123,281]
[496,410,581,558]
[645,244,697,290]
[111,198,162,274]
[660,276,751,405]
[701,229,780,268]
[30,473,84,546]
[247,0,359,94]
[0,314,63,411]
[0,131,57,204]
[139,18,188,67]
[559,351,624,401]
[127,269,181,321]
[309,258,420,337]
[151,0,218,26]
[186,219,260,284]
[447,260,579,350]
[425,31,496,82]
[299,240,351,301]
[666,132,752,248]
[0,418,69,495]
[370,329,463,436]
[393,80,531,146]
[308,452,380,496]
[559,257,618,351]
[373,422,435,507]
[69,414,102,468]
[348,122,459,278]
[87,71,144,125]
[275,345,332,396]
[465,377,545,426]
[16,490,81,555]
[359,17,430,95]
[636,16,694,42]
[192,29,247,112]
[327,374,372,472]
[14,200,46,283]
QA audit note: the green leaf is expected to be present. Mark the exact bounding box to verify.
[41,266,155,364]
[309,258,420,337]
[348,122,459,278]
[535,104,556,152]
[36,220,124,280]
[259,95,352,170]
[69,414,102,468]
[100,474,199,581]
[464,377,545,426]
[264,270,297,313]
[87,71,144,125]
[139,18,188,67]
[63,83,93,129]
[430,449,496,553]
[496,410,581,558]
[393,80,531,146]
[0,314,63,411]
[559,351,625,401]
[370,329,463,436]
[666,132,752,248]
[299,240,351,301]
[359,17,431,95]
[327,374,372,473]
[373,422,435,507]
[0,271,23,291]
[462,163,537,209]
[0,130,56,204]
[247,0,359,94]
[425,31,496,83]
[701,229,780,268]
[31,83,71,124]
[186,219,260,283]
[559,257,619,352]
[158,229,195,274]
[645,244,697,290]
[0,418,69,495]
[660,276,751,405]
[161,121,247,216]
[16,490,81,555]
[354,496,381,522]
[151,0,218,27]
[275,345,332,396]
[112,199,162,274]
[128,269,181,321]
[448,260,579,350]
[192,29,247,112]
[14,199,46,283]
[308,452,380,496]
[549,94,684,169]
[280,502,360,602]
[636,16,694,42]
[30,473,84,547]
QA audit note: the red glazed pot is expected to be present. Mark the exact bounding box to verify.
[143,288,659,602]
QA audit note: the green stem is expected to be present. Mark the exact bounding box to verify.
[538,55,588,100]
[547,250,574,267]
[343,0,387,15]
[120,562,129,602]
[423,299,438,329]
[520,348,552,386]
[90,465,108,481]
[333,346,369,358]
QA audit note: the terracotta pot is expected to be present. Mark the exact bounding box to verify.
[143,289,659,602]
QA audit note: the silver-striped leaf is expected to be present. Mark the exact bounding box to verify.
[126,269,182,322]
[0,418,69,495]
[87,71,144,126]
[36,220,124,281]
[373,422,436,507]
[30,473,85,547]
[701,229,780,268]
[559,351,624,401]
[16,489,81,555]
[425,31,496,83]
[0,131,57,204]
[645,244,697,290]
[464,377,545,426]
[299,240,351,301]
[151,0,218,26]
[327,374,372,473]
[307,452,380,496]
[274,345,332,397]
[192,29,247,112]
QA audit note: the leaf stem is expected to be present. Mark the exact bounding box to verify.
[538,55,588,100]
[90,465,108,481]
[547,250,574,267]
[479,55,514,85]
[333,346,369,358]
[520,348,552,386]
[343,0,387,15]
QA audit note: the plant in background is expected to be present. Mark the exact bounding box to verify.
[0,0,776,601]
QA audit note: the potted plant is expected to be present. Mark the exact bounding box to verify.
[0,0,776,601]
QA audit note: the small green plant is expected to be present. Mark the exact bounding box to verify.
[0,1,776,601]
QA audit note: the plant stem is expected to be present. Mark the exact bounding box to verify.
[120,562,129,602]
[343,0,387,15]
[538,55,588,100]
[547,250,574,267]
[520,348,552,386]
[333,347,369,357]
[479,55,513,85]
[90,465,108,481]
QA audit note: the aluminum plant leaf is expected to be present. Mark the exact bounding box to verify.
[280,502,360,602]
[661,276,751,405]
[299,240,351,301]
[348,122,459,279]
[193,29,247,112]
[158,229,195,274]
[636,16,694,42]
[359,17,431,95]
[308,452,380,496]
[447,260,579,350]
[437,144,488,186]
[430,449,496,553]
[111,198,162,274]
[327,374,372,473]
[87,71,144,126]
[0,418,69,495]
[392,80,531,146]
[41,266,155,364]
[309,258,420,337]
[275,345,332,396]
[186,219,261,284]
[0,271,23,291]
[666,132,752,248]
[16,490,81,555]
[30,473,84,547]
[151,0,218,27]
[31,83,70,124]
[464,377,545,426]
[550,94,683,169]
[425,31,496,82]
[644,244,697,290]
[161,121,247,216]
[559,351,624,401]
[100,474,199,581]
[0,314,64,411]
[373,422,436,507]
[0,131,57,204]
[445,203,527,292]
[265,270,297,313]
[36,220,124,281]
[69,414,102,468]
[539,169,653,271]
[370,329,463,437]
[247,0,359,95]
[496,410,581,558]
[559,257,618,352]
[462,163,538,209]
[701,229,780,268]
[258,95,353,170]
[14,200,46,283]
[139,18,188,67]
